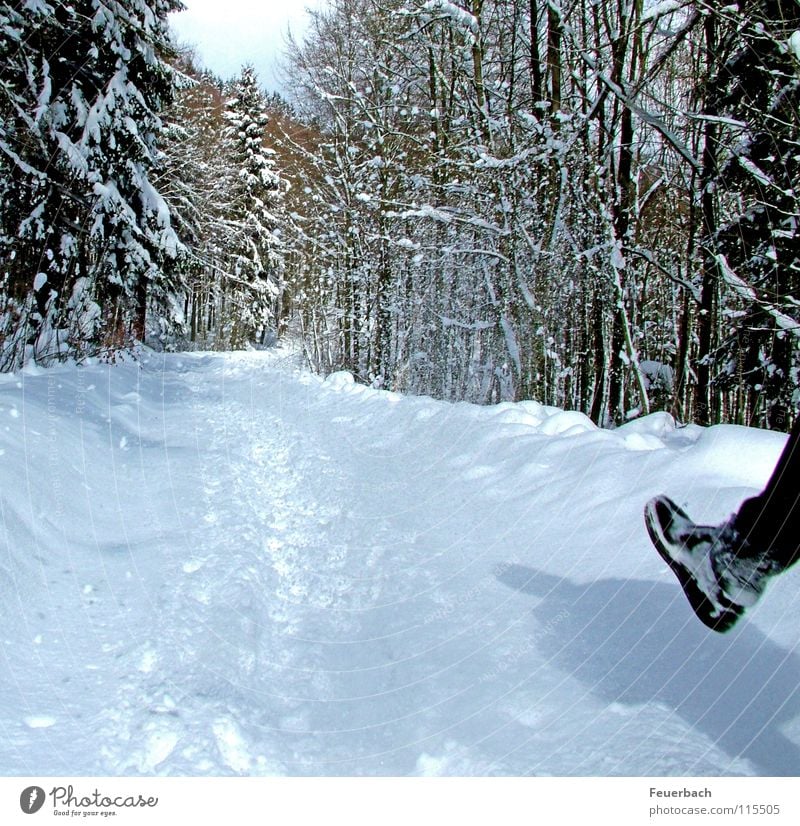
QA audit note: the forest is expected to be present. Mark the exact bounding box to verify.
[1,0,799,430]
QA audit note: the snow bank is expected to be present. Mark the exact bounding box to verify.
[1,350,798,777]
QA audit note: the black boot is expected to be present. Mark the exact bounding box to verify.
[644,495,779,632]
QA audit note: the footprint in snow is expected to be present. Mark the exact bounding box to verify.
[24,716,56,729]
[129,721,181,773]
[212,718,252,774]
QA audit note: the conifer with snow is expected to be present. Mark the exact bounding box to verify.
[0,0,184,368]
[223,66,285,347]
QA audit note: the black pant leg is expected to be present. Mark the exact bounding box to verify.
[734,416,800,569]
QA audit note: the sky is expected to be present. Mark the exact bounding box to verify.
[168,0,323,94]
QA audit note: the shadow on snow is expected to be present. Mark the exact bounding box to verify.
[497,564,800,776]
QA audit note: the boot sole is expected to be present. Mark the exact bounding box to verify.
[645,496,743,633]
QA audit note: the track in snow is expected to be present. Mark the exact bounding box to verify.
[1,347,799,776]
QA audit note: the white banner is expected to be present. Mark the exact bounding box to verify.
[2,777,797,825]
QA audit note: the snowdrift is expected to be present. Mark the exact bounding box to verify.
[0,349,798,776]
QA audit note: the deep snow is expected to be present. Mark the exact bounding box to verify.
[1,346,799,776]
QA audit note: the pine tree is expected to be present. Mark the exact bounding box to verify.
[159,61,247,349]
[0,0,184,368]
[0,0,84,366]
[223,66,285,347]
[157,60,227,348]
[75,0,186,349]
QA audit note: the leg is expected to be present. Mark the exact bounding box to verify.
[644,415,799,631]
[732,416,800,570]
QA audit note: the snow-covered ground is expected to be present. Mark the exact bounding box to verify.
[1,347,799,777]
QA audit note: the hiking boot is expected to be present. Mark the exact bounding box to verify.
[644,495,777,632]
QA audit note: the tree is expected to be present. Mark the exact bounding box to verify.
[223,66,285,347]
[0,0,184,368]
[280,0,800,428]
[704,1,800,429]
[158,59,235,348]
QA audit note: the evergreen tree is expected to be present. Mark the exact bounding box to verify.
[0,0,85,366]
[157,60,230,348]
[0,0,184,368]
[223,66,285,347]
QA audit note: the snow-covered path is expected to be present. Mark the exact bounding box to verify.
[1,348,800,776]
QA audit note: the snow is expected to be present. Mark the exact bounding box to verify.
[642,1,685,22]
[737,155,772,187]
[790,31,800,63]
[1,346,799,777]
[32,57,52,125]
[716,254,800,340]
[422,0,480,37]
[400,204,454,224]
